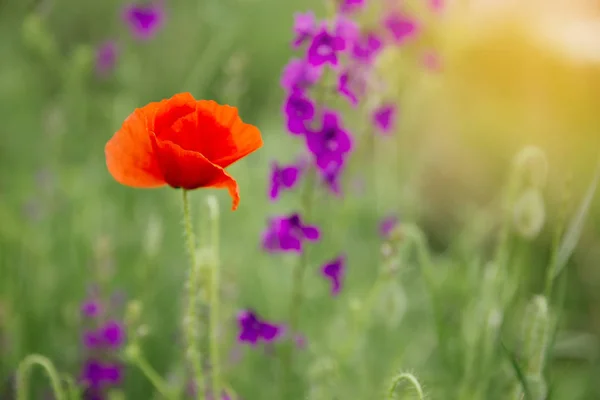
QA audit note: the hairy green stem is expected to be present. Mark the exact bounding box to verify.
[128,346,176,400]
[282,166,317,396]
[386,372,425,400]
[16,354,66,400]
[182,189,205,400]
[207,196,222,399]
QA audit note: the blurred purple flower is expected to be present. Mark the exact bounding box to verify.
[262,213,320,253]
[292,11,317,48]
[352,32,383,64]
[320,161,344,196]
[384,13,418,45]
[334,16,360,49]
[280,58,322,93]
[269,161,301,200]
[83,330,102,349]
[339,0,366,13]
[80,360,123,391]
[123,2,164,40]
[373,104,397,134]
[337,71,359,106]
[237,309,282,345]
[284,90,315,135]
[321,255,346,295]
[307,27,345,67]
[101,320,125,348]
[379,215,399,238]
[95,41,118,77]
[81,299,102,318]
[305,110,353,171]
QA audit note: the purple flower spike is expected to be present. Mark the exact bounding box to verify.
[306,110,353,171]
[269,161,301,201]
[284,90,316,135]
[237,309,282,345]
[123,2,164,40]
[281,58,322,93]
[95,41,118,77]
[384,13,419,45]
[339,0,366,13]
[373,104,397,134]
[307,27,345,67]
[379,215,399,238]
[321,255,346,296]
[81,299,102,318]
[352,32,383,64]
[262,213,320,253]
[100,320,125,348]
[292,11,317,48]
[338,71,359,106]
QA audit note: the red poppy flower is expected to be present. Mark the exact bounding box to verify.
[105,93,263,210]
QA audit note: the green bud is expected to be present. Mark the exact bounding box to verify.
[513,188,545,239]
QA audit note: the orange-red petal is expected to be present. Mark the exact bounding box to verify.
[105,108,166,187]
[194,100,263,168]
[150,133,240,210]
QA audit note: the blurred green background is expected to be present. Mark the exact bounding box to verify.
[2,0,600,399]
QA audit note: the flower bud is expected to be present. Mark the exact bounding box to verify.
[513,188,545,239]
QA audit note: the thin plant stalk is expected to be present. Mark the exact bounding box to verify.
[128,347,177,400]
[182,189,205,400]
[207,196,222,398]
[15,354,66,400]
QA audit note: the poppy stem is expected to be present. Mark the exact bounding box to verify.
[182,189,206,400]
[206,196,223,400]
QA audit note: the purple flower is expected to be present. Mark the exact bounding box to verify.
[284,90,315,135]
[384,13,418,45]
[80,360,105,389]
[305,110,353,171]
[83,330,102,349]
[292,11,317,48]
[237,309,282,345]
[81,299,102,318]
[101,363,123,385]
[307,27,345,67]
[122,2,164,40]
[338,71,359,106]
[269,161,301,200]
[95,41,118,77]
[379,215,399,238]
[334,16,360,50]
[321,255,346,296]
[262,213,320,253]
[339,0,366,13]
[100,320,125,348]
[280,58,323,93]
[373,104,397,134]
[352,32,383,64]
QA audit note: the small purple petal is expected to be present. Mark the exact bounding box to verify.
[280,58,322,92]
[292,11,317,48]
[122,2,164,40]
[373,104,397,134]
[259,322,281,342]
[81,300,102,318]
[384,13,418,45]
[339,0,366,13]
[379,215,399,238]
[100,320,125,348]
[95,41,118,77]
[321,255,346,296]
[307,28,345,67]
[301,225,320,241]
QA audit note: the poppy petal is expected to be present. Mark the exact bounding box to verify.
[148,92,197,136]
[151,134,240,210]
[195,100,263,168]
[105,109,166,187]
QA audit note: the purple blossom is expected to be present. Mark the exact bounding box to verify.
[100,320,125,348]
[95,41,118,77]
[292,11,317,48]
[379,215,399,238]
[262,213,320,253]
[81,300,102,318]
[122,2,164,40]
[280,58,322,92]
[237,309,282,345]
[80,360,123,390]
[269,161,301,200]
[352,32,383,64]
[337,71,359,106]
[334,16,360,50]
[384,13,418,45]
[305,110,353,171]
[284,90,315,135]
[321,255,346,295]
[307,27,345,67]
[373,104,397,134]
[339,0,366,13]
